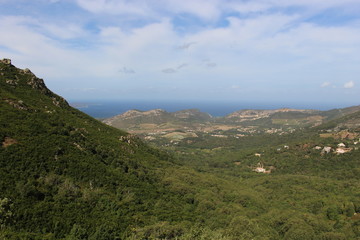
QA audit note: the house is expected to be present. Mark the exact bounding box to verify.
[337,143,346,148]
[254,162,270,173]
[336,148,352,154]
[254,167,266,173]
[284,145,289,149]
[255,153,262,157]
[321,146,332,154]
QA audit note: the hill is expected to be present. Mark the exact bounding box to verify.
[0,59,203,239]
[103,105,360,145]
[104,108,212,127]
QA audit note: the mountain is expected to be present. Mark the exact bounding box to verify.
[224,108,319,121]
[321,105,360,121]
[0,59,204,239]
[104,108,212,126]
[103,109,212,137]
[103,105,360,144]
[315,107,360,133]
[223,107,360,127]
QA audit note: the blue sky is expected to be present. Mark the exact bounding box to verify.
[1,0,360,107]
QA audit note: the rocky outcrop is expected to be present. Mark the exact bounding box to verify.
[0,58,11,65]
[0,58,69,108]
[4,99,29,111]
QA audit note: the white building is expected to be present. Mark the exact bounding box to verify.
[338,143,346,148]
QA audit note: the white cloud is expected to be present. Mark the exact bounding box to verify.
[160,0,222,21]
[119,67,135,74]
[75,0,151,16]
[206,63,217,68]
[162,68,176,73]
[228,2,271,14]
[177,42,197,50]
[321,82,331,87]
[40,22,87,40]
[177,63,188,69]
[72,0,360,25]
[344,81,355,88]
[75,0,223,21]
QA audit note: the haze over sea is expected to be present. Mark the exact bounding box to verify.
[70,100,355,119]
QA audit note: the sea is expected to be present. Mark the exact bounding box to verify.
[70,100,353,119]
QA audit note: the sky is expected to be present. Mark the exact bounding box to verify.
[0,0,360,108]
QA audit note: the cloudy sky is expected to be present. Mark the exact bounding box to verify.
[1,0,360,107]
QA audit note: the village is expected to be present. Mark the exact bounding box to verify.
[252,138,360,174]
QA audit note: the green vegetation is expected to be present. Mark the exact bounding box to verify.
[1,59,360,239]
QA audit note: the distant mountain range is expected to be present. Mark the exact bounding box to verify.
[103,105,360,134]
[103,108,212,127]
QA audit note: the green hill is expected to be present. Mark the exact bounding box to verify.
[104,108,212,129]
[0,59,200,239]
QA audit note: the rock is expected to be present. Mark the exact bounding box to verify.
[2,137,18,147]
[4,99,28,111]
[5,79,18,86]
[1,59,11,65]
[27,77,49,92]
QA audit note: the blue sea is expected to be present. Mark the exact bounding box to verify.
[69,100,353,119]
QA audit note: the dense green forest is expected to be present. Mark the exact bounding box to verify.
[1,59,360,239]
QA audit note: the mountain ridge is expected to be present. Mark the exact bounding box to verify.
[103,105,360,142]
[106,105,360,125]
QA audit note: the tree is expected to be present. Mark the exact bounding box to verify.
[0,198,13,229]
